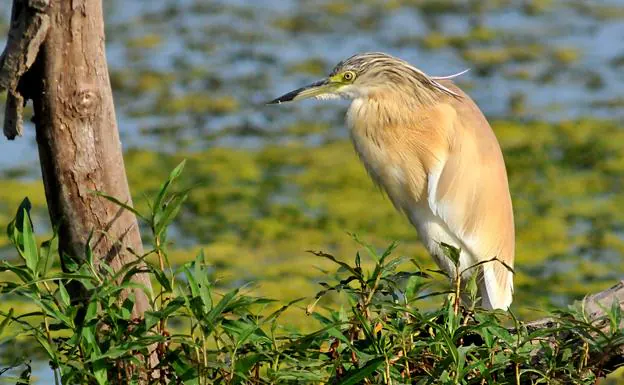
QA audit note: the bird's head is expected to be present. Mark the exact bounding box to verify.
[268,52,464,105]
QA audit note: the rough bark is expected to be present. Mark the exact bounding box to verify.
[1,0,152,316]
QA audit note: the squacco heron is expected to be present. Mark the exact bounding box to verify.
[269,52,514,310]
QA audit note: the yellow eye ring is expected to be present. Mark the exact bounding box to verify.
[343,71,356,82]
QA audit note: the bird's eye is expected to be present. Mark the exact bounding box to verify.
[343,71,356,82]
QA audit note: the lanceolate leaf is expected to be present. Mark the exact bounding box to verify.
[336,357,384,385]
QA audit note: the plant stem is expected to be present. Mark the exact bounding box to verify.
[384,355,392,385]
[43,315,61,385]
[402,341,411,382]
[454,271,461,316]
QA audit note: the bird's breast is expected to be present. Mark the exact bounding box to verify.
[346,98,429,210]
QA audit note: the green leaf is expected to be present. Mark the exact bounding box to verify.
[456,345,475,379]
[233,353,265,384]
[85,230,95,268]
[169,159,187,179]
[0,261,33,284]
[21,209,38,274]
[0,308,14,335]
[426,321,459,365]
[91,190,147,221]
[382,255,407,273]
[336,357,384,385]
[38,232,58,276]
[93,336,165,360]
[275,369,325,381]
[203,289,239,333]
[145,311,160,330]
[184,265,201,299]
[12,198,32,232]
[378,241,398,265]
[153,160,187,218]
[92,358,108,385]
[47,321,72,331]
[168,350,199,385]
[121,296,135,319]
[6,199,31,253]
[154,269,172,293]
[222,318,271,346]
[57,281,70,308]
[161,297,185,317]
[195,250,213,310]
[405,274,428,299]
[143,297,184,330]
[82,324,97,349]
[440,243,461,268]
[34,333,57,361]
[263,297,305,324]
[307,250,361,279]
[608,298,622,334]
[14,289,70,326]
[155,191,189,238]
[84,301,98,323]
[60,252,80,273]
[466,272,479,304]
[350,233,381,262]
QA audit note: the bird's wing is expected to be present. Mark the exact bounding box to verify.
[427,82,515,310]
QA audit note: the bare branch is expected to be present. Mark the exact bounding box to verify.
[584,280,624,320]
[3,91,24,139]
[0,0,50,139]
[525,281,624,331]
[520,281,624,378]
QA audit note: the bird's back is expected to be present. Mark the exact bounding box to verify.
[347,80,514,309]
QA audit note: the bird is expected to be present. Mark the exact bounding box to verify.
[268,52,514,310]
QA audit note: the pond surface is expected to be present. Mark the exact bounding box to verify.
[1,0,623,168]
[0,1,624,383]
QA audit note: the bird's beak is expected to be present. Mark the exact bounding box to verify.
[267,78,336,104]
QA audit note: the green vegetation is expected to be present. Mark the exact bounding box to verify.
[3,118,623,326]
[0,164,621,384]
[1,0,624,382]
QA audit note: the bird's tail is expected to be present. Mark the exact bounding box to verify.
[479,261,513,310]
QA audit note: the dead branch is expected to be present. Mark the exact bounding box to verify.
[521,280,624,379]
[0,0,50,139]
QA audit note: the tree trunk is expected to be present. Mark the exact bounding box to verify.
[2,0,152,317]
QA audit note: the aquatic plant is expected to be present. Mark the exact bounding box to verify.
[0,163,621,384]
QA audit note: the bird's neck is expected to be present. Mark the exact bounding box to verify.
[348,89,441,138]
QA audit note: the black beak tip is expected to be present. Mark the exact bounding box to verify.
[266,89,301,105]
[266,98,283,105]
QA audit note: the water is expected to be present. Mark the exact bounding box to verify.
[1,1,623,383]
[1,0,623,174]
